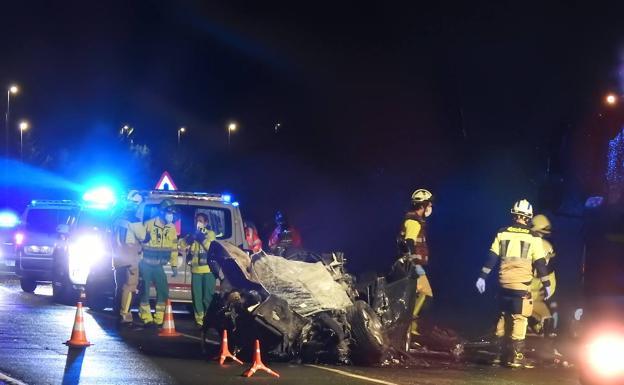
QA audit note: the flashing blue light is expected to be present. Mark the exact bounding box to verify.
[0,211,19,228]
[222,194,232,203]
[232,201,239,207]
[83,186,117,208]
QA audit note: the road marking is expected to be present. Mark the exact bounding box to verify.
[180,333,201,341]
[306,365,399,385]
[0,371,29,385]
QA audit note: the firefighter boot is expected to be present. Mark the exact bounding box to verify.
[491,337,505,366]
[507,340,535,369]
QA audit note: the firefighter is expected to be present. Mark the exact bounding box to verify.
[244,220,263,253]
[395,188,434,347]
[112,190,146,326]
[268,210,302,253]
[139,199,179,326]
[476,199,553,368]
[179,212,217,327]
[529,214,557,336]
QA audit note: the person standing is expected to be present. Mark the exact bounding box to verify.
[476,199,552,368]
[139,199,179,326]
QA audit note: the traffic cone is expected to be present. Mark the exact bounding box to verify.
[219,330,243,365]
[64,302,93,348]
[158,299,181,337]
[242,340,280,378]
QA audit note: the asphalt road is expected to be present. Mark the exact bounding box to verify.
[0,275,581,385]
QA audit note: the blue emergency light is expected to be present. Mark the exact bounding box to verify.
[82,186,117,208]
[222,194,232,203]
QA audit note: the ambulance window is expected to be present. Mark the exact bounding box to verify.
[194,207,231,239]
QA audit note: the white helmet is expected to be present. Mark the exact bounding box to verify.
[127,190,143,204]
[511,199,533,218]
[411,189,433,203]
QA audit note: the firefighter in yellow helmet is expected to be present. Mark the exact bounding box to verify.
[476,199,552,368]
[395,188,434,349]
[139,199,179,326]
[112,190,147,327]
[529,214,558,340]
[179,212,217,326]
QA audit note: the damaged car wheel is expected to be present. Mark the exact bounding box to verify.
[348,300,386,365]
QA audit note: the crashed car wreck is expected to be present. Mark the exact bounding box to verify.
[202,241,395,365]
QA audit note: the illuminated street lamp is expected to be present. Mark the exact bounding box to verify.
[5,84,19,158]
[18,121,28,160]
[228,123,237,148]
[177,127,186,145]
[606,93,618,106]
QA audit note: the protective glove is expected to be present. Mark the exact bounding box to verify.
[476,278,486,294]
[544,285,553,300]
[171,266,178,278]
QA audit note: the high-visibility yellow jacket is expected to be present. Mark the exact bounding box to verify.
[179,227,216,274]
[530,238,556,295]
[143,217,178,267]
[484,224,549,291]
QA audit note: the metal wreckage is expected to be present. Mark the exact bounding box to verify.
[200,241,464,366]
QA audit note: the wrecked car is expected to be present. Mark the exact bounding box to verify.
[202,241,388,365]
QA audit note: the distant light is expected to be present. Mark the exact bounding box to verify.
[606,94,617,105]
[179,127,186,133]
[15,232,24,246]
[228,123,237,132]
[9,85,18,94]
[83,186,117,208]
[19,121,29,131]
[222,194,232,203]
[0,211,19,228]
[232,201,239,207]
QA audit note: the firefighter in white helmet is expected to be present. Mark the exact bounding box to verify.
[395,188,434,349]
[529,215,559,341]
[476,199,552,368]
[112,190,147,326]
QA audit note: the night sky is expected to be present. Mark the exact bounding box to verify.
[3,1,623,331]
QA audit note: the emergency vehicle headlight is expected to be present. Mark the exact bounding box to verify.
[68,234,105,285]
[0,211,19,228]
[587,333,624,378]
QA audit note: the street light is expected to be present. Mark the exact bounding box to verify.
[227,123,237,148]
[5,84,19,158]
[18,121,28,160]
[177,127,186,145]
[606,93,618,106]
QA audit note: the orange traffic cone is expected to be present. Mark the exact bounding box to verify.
[64,302,92,348]
[219,330,243,365]
[242,340,280,378]
[158,299,181,337]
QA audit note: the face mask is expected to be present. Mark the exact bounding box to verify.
[196,222,206,230]
[165,213,174,223]
[425,206,433,217]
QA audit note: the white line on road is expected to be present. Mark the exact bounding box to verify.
[306,365,400,385]
[0,371,29,385]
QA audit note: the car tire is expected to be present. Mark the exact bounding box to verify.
[347,300,386,365]
[52,281,78,305]
[20,278,37,293]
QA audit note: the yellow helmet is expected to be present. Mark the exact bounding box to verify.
[411,189,433,203]
[511,199,533,218]
[532,214,551,235]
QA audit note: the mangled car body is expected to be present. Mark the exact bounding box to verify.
[203,241,402,365]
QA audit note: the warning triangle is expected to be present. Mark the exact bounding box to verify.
[155,171,178,191]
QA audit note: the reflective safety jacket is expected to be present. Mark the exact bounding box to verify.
[397,212,429,265]
[245,227,263,253]
[179,227,216,274]
[143,217,178,267]
[268,226,302,250]
[480,223,550,291]
[530,238,556,295]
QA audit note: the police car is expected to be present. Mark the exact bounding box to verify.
[136,190,245,303]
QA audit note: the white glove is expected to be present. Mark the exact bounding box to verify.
[544,285,553,300]
[475,278,486,294]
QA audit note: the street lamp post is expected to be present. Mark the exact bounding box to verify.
[5,85,18,158]
[228,123,237,149]
[177,127,186,146]
[18,121,28,160]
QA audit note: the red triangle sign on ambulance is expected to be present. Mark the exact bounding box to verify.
[155,171,178,191]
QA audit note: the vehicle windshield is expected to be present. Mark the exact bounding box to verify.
[24,208,76,234]
[76,209,111,231]
[143,204,232,240]
[584,207,624,296]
